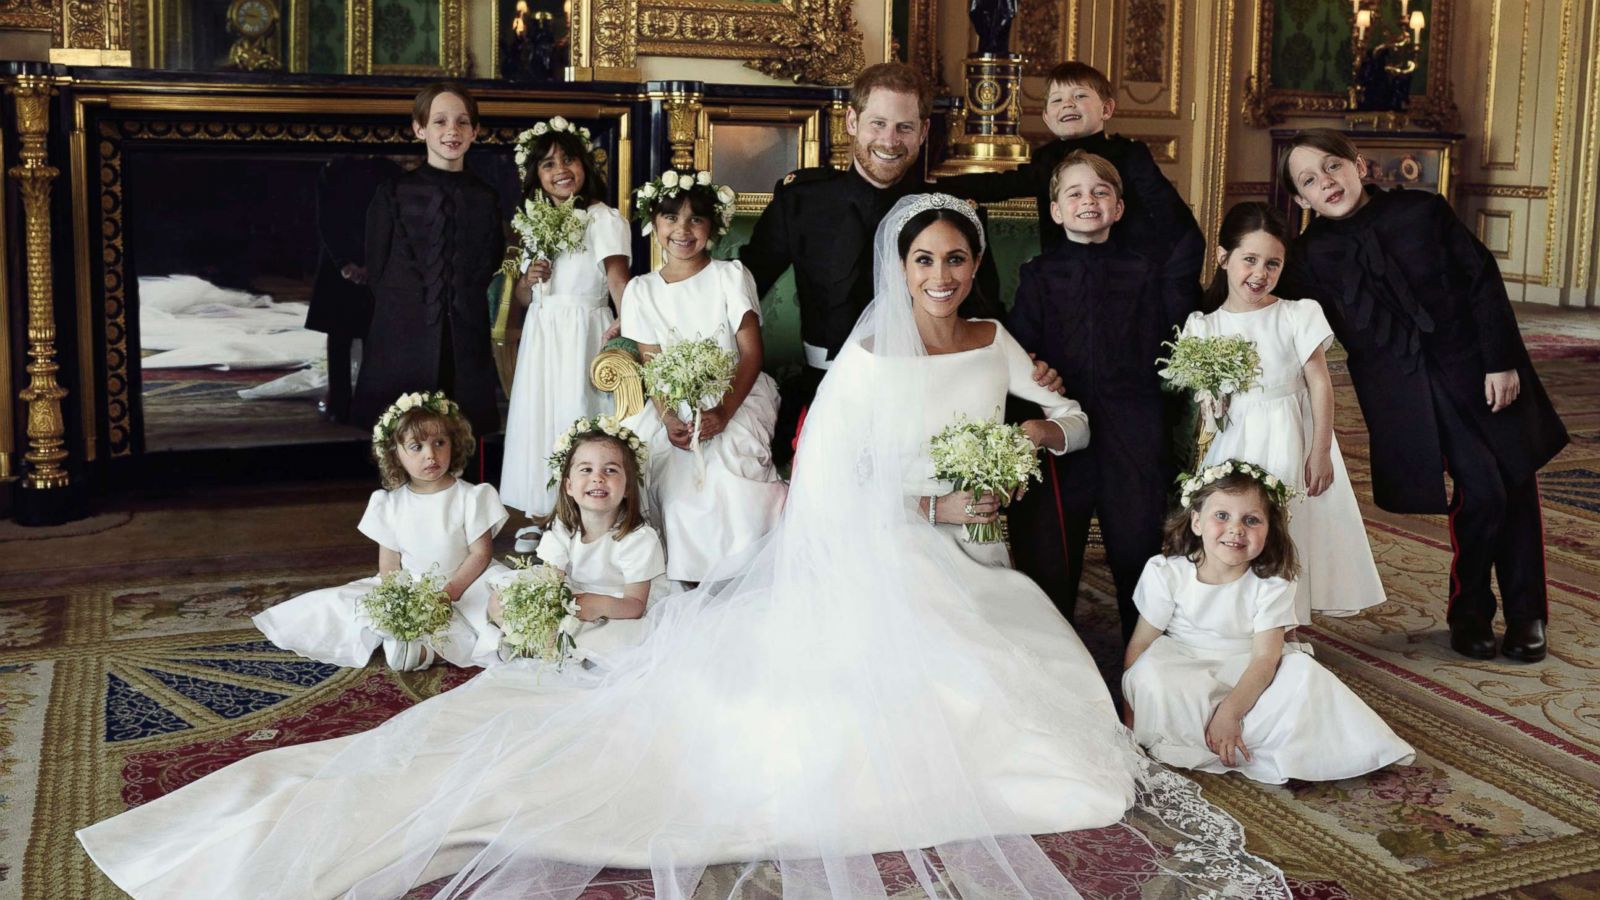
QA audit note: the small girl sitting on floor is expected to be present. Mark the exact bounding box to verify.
[494,416,669,666]
[1121,460,1414,784]
[254,391,509,671]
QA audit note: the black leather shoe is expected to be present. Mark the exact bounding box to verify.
[1501,619,1547,663]
[1448,616,1497,660]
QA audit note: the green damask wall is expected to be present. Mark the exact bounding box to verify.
[1271,0,1431,96]
[307,0,345,73]
[373,0,441,67]
[715,211,1041,375]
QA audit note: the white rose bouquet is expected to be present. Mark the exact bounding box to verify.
[360,568,454,642]
[497,558,580,665]
[641,337,736,481]
[928,413,1043,544]
[502,196,590,281]
[1156,331,1263,452]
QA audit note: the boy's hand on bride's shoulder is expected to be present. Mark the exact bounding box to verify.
[1028,354,1065,395]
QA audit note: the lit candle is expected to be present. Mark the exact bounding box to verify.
[1352,0,1361,14]
[1356,9,1372,39]
[1400,0,1411,16]
[1410,9,1426,41]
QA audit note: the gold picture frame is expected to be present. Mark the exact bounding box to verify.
[1243,0,1458,129]
[571,0,865,85]
[346,0,468,76]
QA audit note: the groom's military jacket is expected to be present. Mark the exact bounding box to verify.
[740,165,1003,362]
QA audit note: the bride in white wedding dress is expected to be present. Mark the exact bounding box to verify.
[78,195,1287,899]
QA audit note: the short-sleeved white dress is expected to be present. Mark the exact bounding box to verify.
[501,203,632,517]
[620,258,788,581]
[528,520,672,665]
[1122,555,1414,784]
[253,480,511,668]
[1183,299,1386,621]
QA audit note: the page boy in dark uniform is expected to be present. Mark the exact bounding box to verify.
[1278,128,1568,662]
[937,61,1203,284]
[1007,151,1195,639]
[740,63,1008,465]
[307,154,401,422]
[352,82,504,438]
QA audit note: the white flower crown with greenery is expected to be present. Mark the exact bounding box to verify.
[1178,458,1298,515]
[372,391,460,448]
[632,169,737,237]
[514,116,606,181]
[547,414,650,489]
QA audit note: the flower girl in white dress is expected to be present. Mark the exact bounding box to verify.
[254,392,509,670]
[492,416,670,666]
[1180,201,1385,622]
[1123,460,1414,783]
[620,170,787,582]
[500,119,632,543]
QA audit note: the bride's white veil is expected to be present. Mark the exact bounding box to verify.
[169,194,1286,900]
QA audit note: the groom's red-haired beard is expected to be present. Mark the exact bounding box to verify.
[852,135,918,187]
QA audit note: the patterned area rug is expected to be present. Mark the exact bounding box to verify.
[4,310,1599,899]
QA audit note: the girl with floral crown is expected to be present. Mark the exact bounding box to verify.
[1180,201,1386,626]
[253,391,511,671]
[500,117,633,548]
[619,170,787,583]
[1122,460,1414,783]
[490,415,671,666]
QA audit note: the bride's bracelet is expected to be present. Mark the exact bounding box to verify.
[927,495,937,526]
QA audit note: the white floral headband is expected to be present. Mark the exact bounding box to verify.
[1178,459,1298,516]
[547,415,650,489]
[373,391,460,448]
[632,169,737,238]
[514,116,607,181]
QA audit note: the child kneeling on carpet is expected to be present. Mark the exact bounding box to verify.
[1121,461,1414,784]
[254,391,509,671]
[492,417,670,667]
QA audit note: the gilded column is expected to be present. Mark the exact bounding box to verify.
[662,91,704,172]
[7,75,70,490]
[827,97,851,170]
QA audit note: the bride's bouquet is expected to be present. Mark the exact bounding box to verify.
[1156,331,1262,454]
[928,413,1043,544]
[502,196,589,280]
[496,558,580,665]
[641,337,735,480]
[360,569,453,642]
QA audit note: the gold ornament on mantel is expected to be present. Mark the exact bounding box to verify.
[226,0,283,72]
[743,0,865,85]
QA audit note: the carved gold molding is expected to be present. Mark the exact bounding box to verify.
[1478,0,1530,171]
[662,93,702,171]
[575,0,863,85]
[1540,0,1575,290]
[1243,0,1458,130]
[346,0,467,76]
[1115,0,1184,120]
[1199,0,1234,274]
[904,0,940,90]
[7,75,71,489]
[49,0,133,65]
[0,0,53,30]
[1459,182,1549,199]
[0,91,11,480]
[827,98,850,170]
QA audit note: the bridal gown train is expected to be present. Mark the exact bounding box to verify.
[79,227,1284,900]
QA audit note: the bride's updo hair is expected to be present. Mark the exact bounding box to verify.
[896,206,983,260]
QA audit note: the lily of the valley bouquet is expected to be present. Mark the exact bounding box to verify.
[360,568,453,642]
[641,337,735,480]
[496,557,580,665]
[928,413,1043,544]
[502,196,589,281]
[1156,331,1263,451]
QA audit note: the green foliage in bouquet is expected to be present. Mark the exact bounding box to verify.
[498,557,579,664]
[929,412,1043,544]
[361,569,453,642]
[503,196,589,279]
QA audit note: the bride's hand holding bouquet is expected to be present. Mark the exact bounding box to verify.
[928,412,1044,544]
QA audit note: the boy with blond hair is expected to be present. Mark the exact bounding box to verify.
[1006,151,1195,640]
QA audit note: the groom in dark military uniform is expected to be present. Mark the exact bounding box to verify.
[741,63,1015,465]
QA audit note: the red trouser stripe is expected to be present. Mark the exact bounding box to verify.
[1445,455,1463,615]
[1048,455,1070,560]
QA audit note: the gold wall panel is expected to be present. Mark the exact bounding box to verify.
[1113,0,1182,119]
[346,0,467,76]
[1475,208,1514,260]
[1478,0,1530,171]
